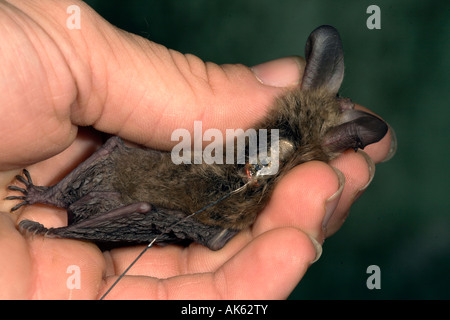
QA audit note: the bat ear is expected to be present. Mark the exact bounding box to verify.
[301,25,344,94]
[322,110,388,153]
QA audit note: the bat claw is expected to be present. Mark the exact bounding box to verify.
[13,169,33,186]
[11,201,30,212]
[7,185,28,194]
[5,195,27,201]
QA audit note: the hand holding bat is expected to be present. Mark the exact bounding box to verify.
[0,0,394,299]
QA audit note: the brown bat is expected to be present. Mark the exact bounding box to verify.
[6,25,387,251]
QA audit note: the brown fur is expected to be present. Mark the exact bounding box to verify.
[108,87,342,230]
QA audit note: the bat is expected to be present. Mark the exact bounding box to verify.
[6,25,388,253]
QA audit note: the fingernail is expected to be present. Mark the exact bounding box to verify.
[322,167,345,230]
[251,56,305,87]
[307,234,323,264]
[382,123,397,163]
[353,150,376,201]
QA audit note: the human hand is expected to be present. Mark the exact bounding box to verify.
[0,0,394,299]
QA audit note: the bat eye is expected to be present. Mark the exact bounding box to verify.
[243,158,274,185]
[243,138,294,184]
[243,163,263,186]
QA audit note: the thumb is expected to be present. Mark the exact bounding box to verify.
[51,2,306,149]
[83,41,305,150]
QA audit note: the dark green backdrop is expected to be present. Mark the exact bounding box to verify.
[84,0,450,299]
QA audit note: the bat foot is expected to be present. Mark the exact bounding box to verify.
[6,169,49,212]
[18,219,50,235]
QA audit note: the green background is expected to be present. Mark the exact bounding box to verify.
[84,0,450,299]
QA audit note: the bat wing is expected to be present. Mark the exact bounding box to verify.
[19,201,238,251]
[7,138,238,251]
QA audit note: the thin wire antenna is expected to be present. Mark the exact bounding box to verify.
[99,238,156,300]
[99,183,249,300]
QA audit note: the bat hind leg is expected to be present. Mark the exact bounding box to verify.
[18,201,240,251]
[18,202,153,242]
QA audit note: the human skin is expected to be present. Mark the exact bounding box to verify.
[0,0,394,299]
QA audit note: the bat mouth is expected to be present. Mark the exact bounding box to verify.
[322,110,388,153]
